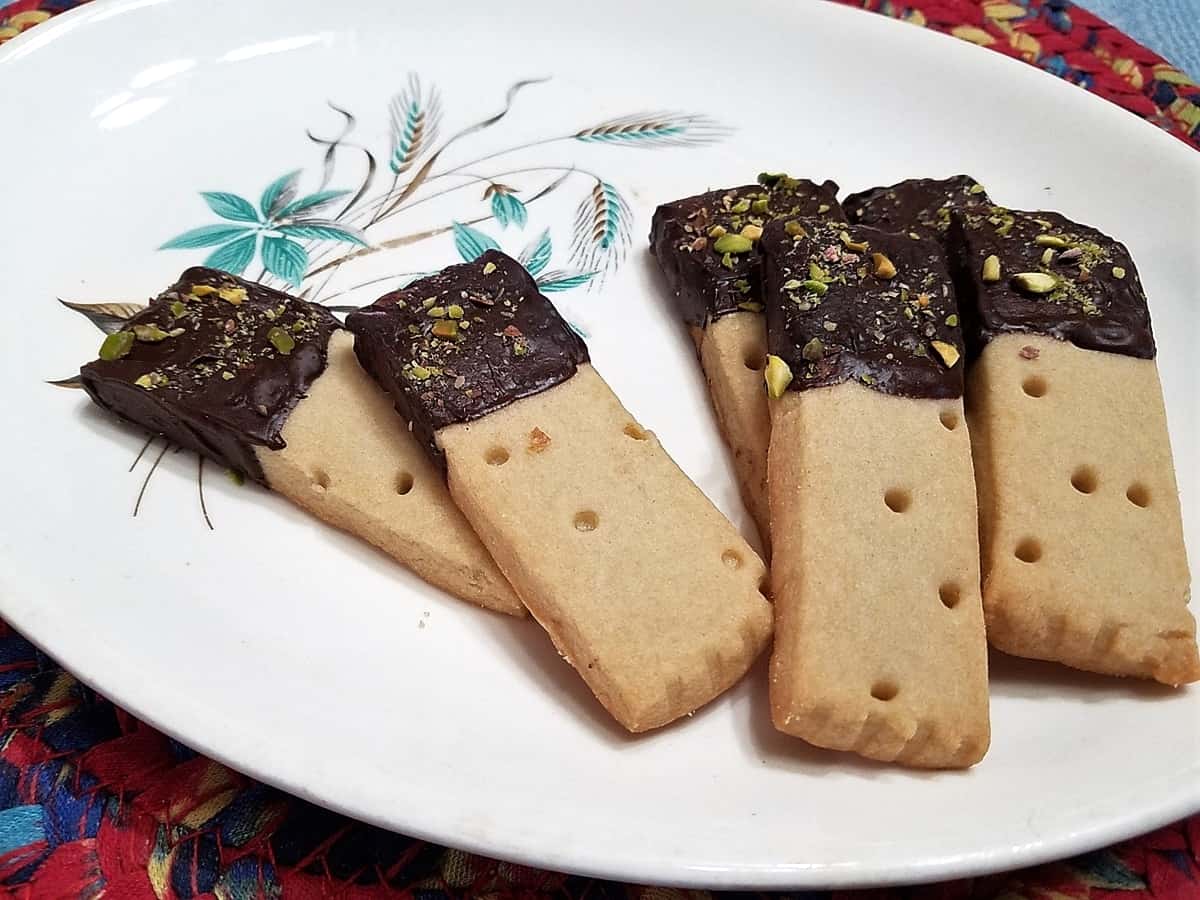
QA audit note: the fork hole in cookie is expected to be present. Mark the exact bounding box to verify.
[744,348,766,371]
[721,549,743,570]
[311,470,330,494]
[395,472,414,495]
[884,488,911,514]
[938,582,961,609]
[623,423,648,441]
[938,409,959,431]
[871,681,898,702]
[1126,483,1151,508]
[1015,537,1042,563]
[1070,466,1098,495]
[1022,375,1048,398]
[573,510,599,532]
[485,446,510,466]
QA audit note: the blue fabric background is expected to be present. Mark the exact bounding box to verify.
[1081,0,1200,76]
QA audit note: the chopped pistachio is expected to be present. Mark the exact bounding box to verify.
[931,340,960,368]
[133,372,166,390]
[422,297,437,309]
[268,326,295,355]
[996,219,1014,237]
[817,203,831,214]
[801,337,825,362]
[981,254,1001,282]
[1034,234,1069,249]
[513,341,529,356]
[708,225,727,238]
[1112,266,1127,280]
[945,314,959,327]
[782,279,803,290]
[98,331,135,361]
[217,286,247,305]
[482,261,497,275]
[751,198,769,214]
[823,320,838,332]
[432,320,460,339]
[133,324,170,342]
[784,220,806,238]
[721,252,734,270]
[733,279,751,294]
[969,182,987,195]
[764,355,793,398]
[839,231,868,252]
[168,327,186,337]
[730,198,751,214]
[870,253,897,279]
[169,300,187,318]
[221,370,236,381]
[427,306,447,318]
[737,301,764,312]
[713,233,754,254]
[1011,272,1058,294]
[801,279,828,296]
[740,224,763,241]
[447,304,465,319]
[908,231,921,240]
[459,320,471,329]
[758,172,784,186]
[808,262,827,281]
[189,284,217,297]
[408,364,432,381]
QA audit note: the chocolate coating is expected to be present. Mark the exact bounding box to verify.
[346,250,589,468]
[80,267,340,484]
[649,175,843,327]
[842,175,991,242]
[762,219,965,399]
[947,207,1155,359]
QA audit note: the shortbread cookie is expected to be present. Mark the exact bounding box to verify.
[761,219,990,768]
[649,174,843,547]
[842,174,992,242]
[347,251,773,732]
[79,267,521,616]
[949,208,1197,685]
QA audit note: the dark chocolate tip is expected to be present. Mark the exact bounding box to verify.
[648,176,844,328]
[946,207,1155,360]
[841,175,991,242]
[346,250,589,470]
[79,267,339,485]
[762,218,965,400]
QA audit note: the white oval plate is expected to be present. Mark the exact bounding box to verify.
[2,0,1197,888]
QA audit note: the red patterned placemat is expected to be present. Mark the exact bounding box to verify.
[1,2,1197,898]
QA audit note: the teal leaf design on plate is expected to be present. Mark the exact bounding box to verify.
[260,170,302,220]
[490,191,527,230]
[203,234,258,275]
[201,192,261,224]
[389,73,441,176]
[278,189,351,219]
[573,112,728,147]
[262,236,309,286]
[276,221,368,246]
[452,222,500,262]
[518,229,552,277]
[159,224,255,250]
[536,270,595,293]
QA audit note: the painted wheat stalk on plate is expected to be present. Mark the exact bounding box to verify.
[569,179,632,281]
[573,111,728,147]
[389,73,442,176]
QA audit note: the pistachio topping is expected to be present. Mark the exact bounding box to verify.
[1011,272,1058,294]
[764,355,793,398]
[839,231,868,252]
[930,340,960,368]
[482,261,497,275]
[713,233,754,254]
[870,253,897,279]
[801,337,825,362]
[267,326,295,355]
[981,254,1001,282]
[217,286,247,305]
[132,324,171,342]
[740,224,763,241]
[1112,266,1126,280]
[1034,234,1070,249]
[98,331,135,361]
